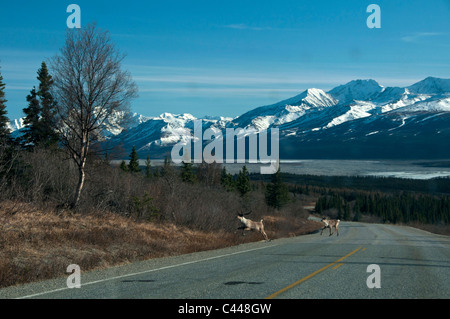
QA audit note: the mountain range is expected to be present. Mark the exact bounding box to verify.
[9,76,450,160]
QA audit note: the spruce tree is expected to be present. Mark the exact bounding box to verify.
[21,87,41,149]
[220,167,235,192]
[265,168,290,209]
[0,68,10,139]
[120,160,129,172]
[36,62,59,147]
[236,165,251,197]
[21,62,58,149]
[181,161,196,183]
[343,202,351,221]
[128,146,141,172]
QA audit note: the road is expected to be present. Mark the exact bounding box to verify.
[1,221,449,299]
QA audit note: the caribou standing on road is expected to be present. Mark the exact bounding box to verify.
[320,217,340,236]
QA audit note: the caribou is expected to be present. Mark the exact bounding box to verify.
[320,217,340,236]
[237,212,269,241]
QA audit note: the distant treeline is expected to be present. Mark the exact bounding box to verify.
[250,173,450,195]
[250,172,450,225]
[314,190,450,225]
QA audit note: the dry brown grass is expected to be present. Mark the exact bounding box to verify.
[0,201,321,288]
[263,215,322,238]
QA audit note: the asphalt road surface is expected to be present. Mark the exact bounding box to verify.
[2,221,449,299]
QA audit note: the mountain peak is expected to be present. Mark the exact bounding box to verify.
[407,76,450,94]
[305,87,322,94]
[328,79,383,104]
[158,112,197,121]
[348,79,380,86]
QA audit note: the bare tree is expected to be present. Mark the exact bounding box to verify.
[50,23,138,208]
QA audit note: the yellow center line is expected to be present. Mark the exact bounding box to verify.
[266,247,363,299]
[332,263,344,270]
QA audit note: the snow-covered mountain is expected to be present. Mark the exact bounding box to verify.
[102,112,234,158]
[229,77,449,137]
[106,76,450,159]
[7,118,26,133]
[100,111,153,138]
[328,79,383,104]
[8,76,450,159]
[276,77,450,159]
[231,88,338,131]
[407,76,450,94]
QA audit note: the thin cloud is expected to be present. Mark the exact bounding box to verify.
[222,23,274,31]
[138,87,300,94]
[401,32,444,43]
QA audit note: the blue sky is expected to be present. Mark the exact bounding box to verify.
[1,0,449,121]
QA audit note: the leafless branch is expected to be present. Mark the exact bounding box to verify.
[50,23,138,208]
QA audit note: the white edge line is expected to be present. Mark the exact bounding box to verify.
[17,243,279,299]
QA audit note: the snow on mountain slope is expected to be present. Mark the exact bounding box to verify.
[264,87,337,110]
[231,79,395,134]
[154,113,197,147]
[324,101,374,128]
[100,111,152,138]
[300,88,338,107]
[392,97,450,113]
[105,112,233,155]
[231,88,337,131]
[372,87,430,113]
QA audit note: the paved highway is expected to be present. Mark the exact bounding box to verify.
[2,221,449,299]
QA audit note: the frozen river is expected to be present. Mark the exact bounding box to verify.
[258,159,450,180]
[123,159,450,180]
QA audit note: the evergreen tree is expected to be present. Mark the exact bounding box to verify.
[343,202,351,221]
[221,167,235,192]
[236,165,251,197]
[265,168,290,209]
[21,62,58,149]
[0,67,15,186]
[128,146,141,172]
[21,87,41,149]
[180,161,196,183]
[353,201,362,221]
[36,62,59,147]
[119,160,129,172]
[0,68,10,139]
